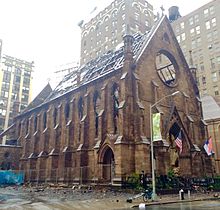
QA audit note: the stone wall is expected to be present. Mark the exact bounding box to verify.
[0,145,22,170]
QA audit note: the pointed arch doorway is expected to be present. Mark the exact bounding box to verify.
[101,146,115,183]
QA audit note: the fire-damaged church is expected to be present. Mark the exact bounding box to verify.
[0,16,213,184]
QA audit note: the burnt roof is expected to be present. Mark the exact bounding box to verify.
[45,32,150,102]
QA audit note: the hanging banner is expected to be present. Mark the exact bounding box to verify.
[153,113,162,141]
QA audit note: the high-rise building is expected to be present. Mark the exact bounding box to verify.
[171,0,220,97]
[80,0,154,65]
[0,53,34,142]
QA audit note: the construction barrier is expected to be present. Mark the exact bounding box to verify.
[0,170,24,185]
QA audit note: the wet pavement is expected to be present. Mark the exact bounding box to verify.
[1,186,220,210]
[132,200,220,210]
[0,186,134,209]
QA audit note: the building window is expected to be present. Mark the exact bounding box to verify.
[197,37,201,47]
[1,91,9,98]
[3,72,11,82]
[207,32,212,42]
[121,13,125,20]
[0,109,6,116]
[189,17,194,25]
[210,58,215,69]
[24,71,31,77]
[1,82,9,91]
[176,35,180,43]
[176,25,180,33]
[217,56,220,65]
[180,22,184,29]
[22,86,29,94]
[214,86,219,95]
[93,91,101,137]
[204,8,209,17]
[202,76,206,84]
[21,94,28,102]
[122,23,126,32]
[196,26,200,34]
[135,12,139,20]
[53,107,58,127]
[181,33,186,41]
[200,63,204,71]
[112,10,117,18]
[213,30,218,39]
[65,103,70,123]
[211,18,216,27]
[212,72,217,82]
[14,75,21,83]
[145,20,149,27]
[96,22,101,31]
[90,27,94,32]
[43,111,47,129]
[190,28,195,37]
[191,40,196,49]
[206,21,210,30]
[26,119,29,134]
[121,3,125,10]
[34,115,38,132]
[194,14,199,23]
[78,97,84,120]
[112,83,119,134]
[23,77,30,86]
[14,68,21,75]
[155,50,178,87]
[210,6,214,15]
[112,20,117,28]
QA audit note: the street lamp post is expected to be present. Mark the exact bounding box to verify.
[150,91,180,201]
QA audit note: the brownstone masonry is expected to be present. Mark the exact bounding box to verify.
[0,16,213,185]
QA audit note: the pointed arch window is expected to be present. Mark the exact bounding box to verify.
[65,103,70,123]
[112,83,119,134]
[78,97,84,120]
[34,115,38,132]
[53,107,58,127]
[43,111,47,129]
[93,91,101,137]
[26,118,29,134]
[18,121,21,136]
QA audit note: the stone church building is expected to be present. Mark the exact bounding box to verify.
[1,16,213,184]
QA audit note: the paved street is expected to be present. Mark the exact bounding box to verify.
[132,200,220,210]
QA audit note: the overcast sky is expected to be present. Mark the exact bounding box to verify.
[0,0,211,98]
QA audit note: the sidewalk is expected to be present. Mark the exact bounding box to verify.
[131,192,220,208]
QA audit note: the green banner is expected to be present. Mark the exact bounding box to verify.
[153,113,162,141]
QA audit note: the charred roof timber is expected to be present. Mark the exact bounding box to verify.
[168,6,181,22]
[46,32,150,102]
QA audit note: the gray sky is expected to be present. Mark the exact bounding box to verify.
[0,0,211,98]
